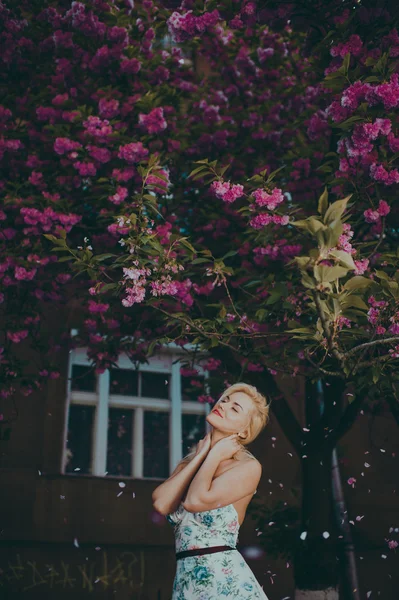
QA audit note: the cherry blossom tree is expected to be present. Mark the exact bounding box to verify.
[2,0,399,597]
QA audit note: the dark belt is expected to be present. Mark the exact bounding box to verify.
[176,545,236,560]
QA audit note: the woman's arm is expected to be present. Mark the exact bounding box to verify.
[182,450,220,508]
[184,456,261,512]
[152,453,207,516]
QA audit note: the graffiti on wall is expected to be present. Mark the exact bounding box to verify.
[0,550,145,593]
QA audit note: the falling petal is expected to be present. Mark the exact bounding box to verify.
[74,538,79,548]
[119,482,126,488]
[322,532,330,538]
[300,531,307,540]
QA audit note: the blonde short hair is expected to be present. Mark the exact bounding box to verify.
[181,382,270,464]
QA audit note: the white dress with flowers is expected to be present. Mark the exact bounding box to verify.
[166,499,269,600]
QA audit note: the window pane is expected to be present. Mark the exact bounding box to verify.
[141,372,170,399]
[181,374,205,401]
[143,411,169,477]
[70,365,96,392]
[109,369,138,396]
[65,405,95,474]
[106,408,133,477]
[182,414,206,457]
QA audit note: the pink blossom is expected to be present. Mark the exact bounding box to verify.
[247,362,264,372]
[340,81,372,111]
[120,57,141,74]
[252,187,285,209]
[108,185,129,205]
[197,394,214,404]
[87,145,112,163]
[73,161,97,176]
[167,9,220,43]
[54,137,83,155]
[117,141,149,164]
[88,300,109,314]
[122,285,146,307]
[204,358,222,371]
[150,276,179,297]
[210,180,245,203]
[98,98,120,119]
[14,266,37,280]
[138,107,167,134]
[354,259,369,275]
[7,330,29,343]
[330,34,364,58]
[377,199,390,216]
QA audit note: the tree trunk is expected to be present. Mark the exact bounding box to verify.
[293,447,340,598]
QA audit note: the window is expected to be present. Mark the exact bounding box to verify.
[62,345,211,479]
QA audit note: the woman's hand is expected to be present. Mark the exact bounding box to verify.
[194,432,212,459]
[209,433,241,462]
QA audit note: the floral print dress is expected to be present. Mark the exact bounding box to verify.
[166,499,269,599]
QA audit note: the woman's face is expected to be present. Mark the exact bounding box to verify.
[206,391,253,435]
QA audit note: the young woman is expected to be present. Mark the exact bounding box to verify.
[152,382,270,599]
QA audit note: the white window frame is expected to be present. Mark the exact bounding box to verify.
[61,342,211,480]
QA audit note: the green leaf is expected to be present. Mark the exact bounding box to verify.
[307,217,325,235]
[188,165,209,178]
[342,52,351,75]
[333,115,364,129]
[99,283,118,293]
[343,276,373,291]
[340,295,369,310]
[43,234,66,246]
[317,187,328,217]
[374,269,390,281]
[180,238,196,253]
[96,253,116,262]
[323,195,352,225]
[57,255,73,262]
[191,257,211,264]
[301,273,316,289]
[221,250,238,260]
[328,249,356,270]
[314,265,349,282]
[255,309,268,321]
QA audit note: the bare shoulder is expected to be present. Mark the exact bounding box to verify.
[238,451,261,468]
[235,453,262,477]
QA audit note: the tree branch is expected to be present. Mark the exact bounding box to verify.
[324,394,365,452]
[345,336,399,357]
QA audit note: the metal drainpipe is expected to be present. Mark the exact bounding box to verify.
[315,379,361,600]
[331,447,361,600]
